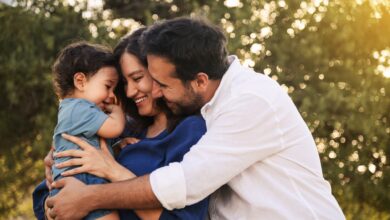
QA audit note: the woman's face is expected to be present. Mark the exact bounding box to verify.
[120,52,161,117]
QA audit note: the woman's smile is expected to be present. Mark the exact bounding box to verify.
[134,96,148,105]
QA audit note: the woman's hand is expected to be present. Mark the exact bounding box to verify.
[44,146,55,190]
[55,133,136,181]
[116,137,141,149]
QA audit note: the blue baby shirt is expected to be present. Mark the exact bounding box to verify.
[52,98,108,179]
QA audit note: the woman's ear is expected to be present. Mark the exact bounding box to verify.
[74,72,87,91]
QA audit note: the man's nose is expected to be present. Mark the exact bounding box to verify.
[152,81,163,98]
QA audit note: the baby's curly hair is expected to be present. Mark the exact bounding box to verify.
[52,41,117,99]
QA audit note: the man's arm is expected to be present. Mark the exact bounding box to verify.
[46,175,161,220]
[151,94,284,209]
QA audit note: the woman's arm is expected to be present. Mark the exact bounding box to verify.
[56,139,161,219]
[44,147,55,189]
[32,180,50,220]
[32,146,56,220]
[55,136,163,219]
[55,136,136,181]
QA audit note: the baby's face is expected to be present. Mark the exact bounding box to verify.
[82,66,119,109]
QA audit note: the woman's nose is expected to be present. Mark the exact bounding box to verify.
[126,83,137,98]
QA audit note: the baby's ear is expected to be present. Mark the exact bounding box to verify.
[74,72,87,91]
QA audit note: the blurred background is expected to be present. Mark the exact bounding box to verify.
[0,0,389,219]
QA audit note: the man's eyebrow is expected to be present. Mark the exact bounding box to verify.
[150,75,167,87]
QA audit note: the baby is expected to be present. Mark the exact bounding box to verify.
[50,42,124,220]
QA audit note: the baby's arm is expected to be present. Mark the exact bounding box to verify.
[97,104,125,138]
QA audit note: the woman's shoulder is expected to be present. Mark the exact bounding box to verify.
[176,115,205,129]
[171,115,206,137]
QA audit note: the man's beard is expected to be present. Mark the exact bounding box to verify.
[167,93,203,116]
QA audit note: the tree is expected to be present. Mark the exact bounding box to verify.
[0,0,108,217]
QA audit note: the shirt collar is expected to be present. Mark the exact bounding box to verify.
[201,55,240,114]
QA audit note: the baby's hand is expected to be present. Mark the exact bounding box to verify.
[103,104,122,114]
[99,95,118,113]
[114,137,141,149]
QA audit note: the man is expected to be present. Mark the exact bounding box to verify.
[47,17,345,219]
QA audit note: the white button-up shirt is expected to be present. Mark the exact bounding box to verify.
[150,56,345,219]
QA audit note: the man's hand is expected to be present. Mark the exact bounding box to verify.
[46,177,92,220]
[44,147,55,190]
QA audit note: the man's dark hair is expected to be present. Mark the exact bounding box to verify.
[52,41,116,98]
[141,17,229,82]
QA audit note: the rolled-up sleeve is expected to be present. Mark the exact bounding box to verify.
[159,195,209,220]
[150,163,187,210]
[150,94,285,209]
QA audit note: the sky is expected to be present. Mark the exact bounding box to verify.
[0,0,13,6]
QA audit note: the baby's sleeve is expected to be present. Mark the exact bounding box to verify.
[69,100,108,138]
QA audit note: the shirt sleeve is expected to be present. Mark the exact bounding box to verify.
[159,197,209,220]
[32,180,49,220]
[70,101,108,138]
[150,94,286,209]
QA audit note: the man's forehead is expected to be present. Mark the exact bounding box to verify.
[147,54,172,63]
[147,57,176,77]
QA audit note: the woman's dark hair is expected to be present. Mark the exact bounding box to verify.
[52,41,117,99]
[140,17,229,82]
[114,27,184,135]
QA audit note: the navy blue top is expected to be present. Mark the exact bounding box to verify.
[33,115,208,220]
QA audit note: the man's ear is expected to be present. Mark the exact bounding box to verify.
[74,72,87,91]
[192,72,209,92]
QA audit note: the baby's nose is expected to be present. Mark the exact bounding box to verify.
[104,95,116,105]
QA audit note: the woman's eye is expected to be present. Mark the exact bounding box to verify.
[134,76,143,82]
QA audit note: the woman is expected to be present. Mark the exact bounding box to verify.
[33,27,209,220]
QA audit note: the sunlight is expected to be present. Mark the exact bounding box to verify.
[373,49,390,78]
[88,0,103,9]
[224,0,241,8]
[383,67,390,78]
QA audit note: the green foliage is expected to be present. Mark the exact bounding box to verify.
[0,0,389,219]
[0,1,102,218]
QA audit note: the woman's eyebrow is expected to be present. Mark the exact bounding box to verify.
[126,69,143,77]
[105,79,117,84]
